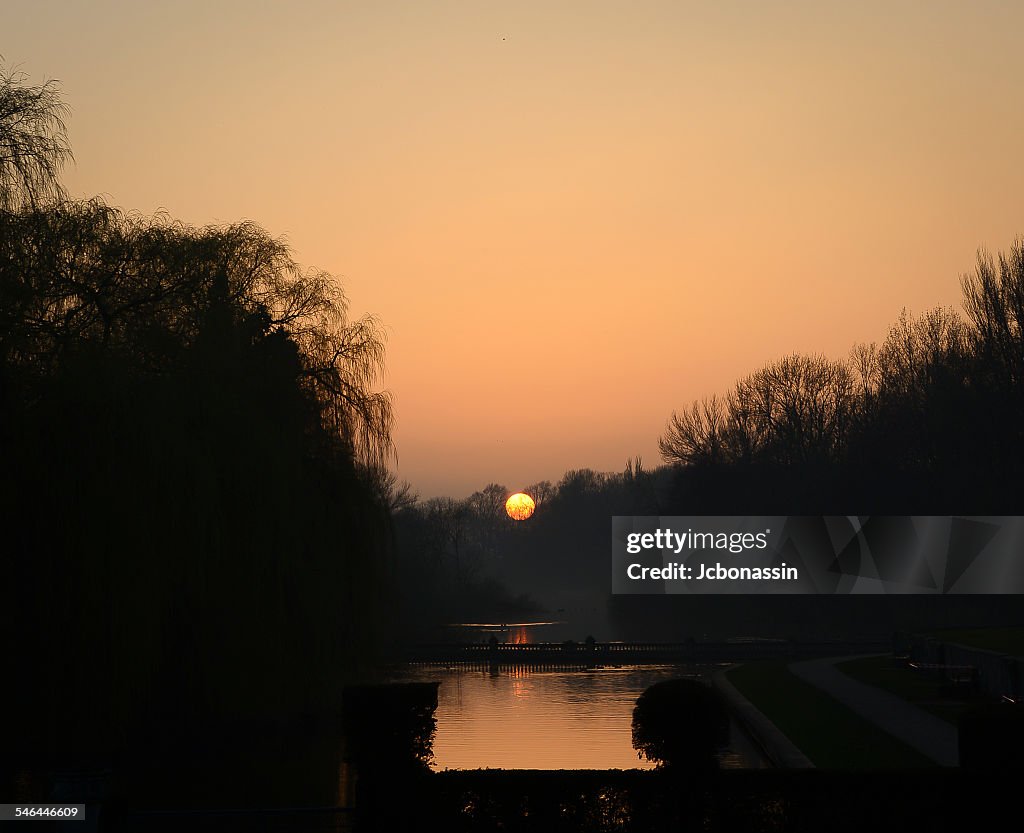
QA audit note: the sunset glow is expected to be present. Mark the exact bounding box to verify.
[6,2,1024,498]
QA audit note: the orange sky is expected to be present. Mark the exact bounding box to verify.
[7,1,1024,497]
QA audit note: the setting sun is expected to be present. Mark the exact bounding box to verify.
[505,492,536,521]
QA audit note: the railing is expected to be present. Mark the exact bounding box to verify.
[404,640,888,667]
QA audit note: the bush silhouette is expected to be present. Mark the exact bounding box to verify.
[632,679,729,770]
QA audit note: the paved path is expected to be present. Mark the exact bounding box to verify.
[713,670,815,768]
[789,655,959,767]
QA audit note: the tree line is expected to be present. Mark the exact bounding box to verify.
[659,253,1024,513]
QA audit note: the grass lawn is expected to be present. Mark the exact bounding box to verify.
[727,661,936,770]
[835,655,983,725]
[931,627,1024,658]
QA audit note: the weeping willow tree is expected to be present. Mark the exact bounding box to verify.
[1,68,396,766]
[0,63,72,209]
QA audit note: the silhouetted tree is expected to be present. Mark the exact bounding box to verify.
[660,355,854,468]
[0,63,72,209]
[962,241,1024,388]
[524,479,554,508]
[659,395,729,466]
[0,200,393,463]
[362,465,418,513]
[875,307,968,402]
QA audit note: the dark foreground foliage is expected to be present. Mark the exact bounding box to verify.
[7,768,1019,832]
[1,68,397,772]
[418,769,1018,833]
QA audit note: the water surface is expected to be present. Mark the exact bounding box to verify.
[398,664,768,770]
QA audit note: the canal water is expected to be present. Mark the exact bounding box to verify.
[396,664,768,770]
